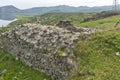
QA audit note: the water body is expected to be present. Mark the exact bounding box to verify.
[0,19,17,27]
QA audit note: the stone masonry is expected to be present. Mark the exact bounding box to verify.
[0,23,94,80]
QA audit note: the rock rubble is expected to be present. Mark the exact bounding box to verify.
[0,23,94,80]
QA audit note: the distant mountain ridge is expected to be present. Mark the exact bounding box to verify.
[0,5,116,20]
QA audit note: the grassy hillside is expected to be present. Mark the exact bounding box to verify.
[79,15,120,28]
[70,29,120,80]
[37,12,94,26]
[37,12,120,28]
[1,12,120,80]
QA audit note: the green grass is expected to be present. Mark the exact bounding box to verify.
[1,12,120,80]
[37,12,120,28]
[70,29,120,80]
[38,12,94,26]
[78,15,120,27]
[16,15,34,20]
[0,48,51,80]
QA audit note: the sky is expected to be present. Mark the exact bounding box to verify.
[0,0,117,9]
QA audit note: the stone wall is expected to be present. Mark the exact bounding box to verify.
[57,20,94,33]
[0,24,81,80]
[56,20,77,32]
[0,23,94,80]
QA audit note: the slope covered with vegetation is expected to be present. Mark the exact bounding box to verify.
[38,12,94,26]
[0,11,120,80]
[71,29,120,80]
[0,5,114,20]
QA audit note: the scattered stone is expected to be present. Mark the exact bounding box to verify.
[56,20,95,34]
[56,20,73,28]
[116,52,120,56]
[85,77,91,80]
[15,57,19,60]
[0,69,7,77]
[19,72,23,75]
[13,76,18,80]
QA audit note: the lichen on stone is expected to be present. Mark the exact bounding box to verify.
[0,23,94,80]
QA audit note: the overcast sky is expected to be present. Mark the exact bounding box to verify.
[0,0,118,9]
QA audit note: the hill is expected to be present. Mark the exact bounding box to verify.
[0,12,120,80]
[34,11,120,27]
[0,5,117,20]
[0,5,20,20]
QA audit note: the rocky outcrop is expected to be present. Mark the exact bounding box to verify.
[0,23,94,80]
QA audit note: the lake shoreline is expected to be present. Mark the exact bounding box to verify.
[0,19,17,27]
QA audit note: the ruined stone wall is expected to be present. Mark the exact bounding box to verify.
[0,24,82,80]
[57,20,94,33]
[0,23,95,80]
